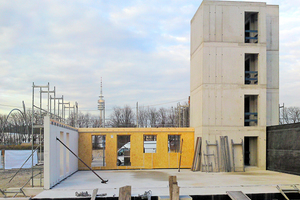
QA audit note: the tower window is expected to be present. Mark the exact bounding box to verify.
[244,95,258,126]
[245,54,258,85]
[245,12,258,43]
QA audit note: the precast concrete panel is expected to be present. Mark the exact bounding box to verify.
[266,6,279,51]
[266,51,279,89]
[208,88,216,126]
[209,5,216,41]
[259,89,267,127]
[191,6,203,54]
[203,48,211,83]
[258,49,267,86]
[209,47,216,83]
[216,5,223,42]
[216,87,222,126]
[266,90,279,126]
[222,6,243,43]
[221,88,244,126]
[203,5,211,42]
[216,47,223,83]
[190,47,203,90]
[221,47,243,84]
[190,89,203,129]
[202,86,210,126]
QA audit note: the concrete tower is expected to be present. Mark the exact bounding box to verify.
[98,78,105,127]
[190,1,279,171]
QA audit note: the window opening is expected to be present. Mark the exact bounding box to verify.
[245,54,258,85]
[59,132,64,176]
[117,135,131,166]
[92,135,106,167]
[168,135,180,153]
[245,12,258,43]
[66,133,69,173]
[143,135,157,153]
[244,95,258,126]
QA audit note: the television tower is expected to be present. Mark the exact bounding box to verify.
[98,78,105,127]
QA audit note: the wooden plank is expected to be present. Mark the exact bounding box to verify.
[178,139,184,172]
[169,176,179,200]
[227,191,251,200]
[191,137,202,171]
[91,188,98,200]
[119,186,131,200]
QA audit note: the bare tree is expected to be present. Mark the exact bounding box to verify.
[158,108,167,127]
[148,107,158,127]
[138,107,149,128]
[109,105,135,127]
[167,107,178,127]
[287,107,300,123]
[123,105,135,127]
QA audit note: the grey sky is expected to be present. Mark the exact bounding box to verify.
[0,0,299,117]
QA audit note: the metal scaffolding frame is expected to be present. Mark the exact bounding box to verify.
[30,82,78,187]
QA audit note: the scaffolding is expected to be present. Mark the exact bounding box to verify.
[30,82,78,187]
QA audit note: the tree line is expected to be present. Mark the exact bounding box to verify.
[109,104,189,128]
[280,106,300,124]
[0,103,189,144]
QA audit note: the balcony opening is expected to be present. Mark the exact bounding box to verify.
[245,54,258,85]
[245,12,258,43]
[244,95,258,126]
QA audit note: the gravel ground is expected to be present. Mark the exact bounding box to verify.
[0,166,43,197]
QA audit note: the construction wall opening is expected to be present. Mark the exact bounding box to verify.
[168,135,180,153]
[117,135,131,166]
[245,12,258,43]
[92,135,106,167]
[143,135,157,153]
[78,128,194,170]
[245,54,258,85]
[244,95,258,126]
[244,137,258,166]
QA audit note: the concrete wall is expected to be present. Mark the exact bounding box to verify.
[44,116,78,189]
[78,128,194,170]
[267,123,300,175]
[190,1,279,171]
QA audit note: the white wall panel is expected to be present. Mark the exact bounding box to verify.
[44,116,78,189]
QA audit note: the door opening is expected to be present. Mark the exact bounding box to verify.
[117,135,131,166]
[244,137,257,166]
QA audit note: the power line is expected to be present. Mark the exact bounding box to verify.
[79,98,188,112]
[0,104,22,108]
[144,98,187,107]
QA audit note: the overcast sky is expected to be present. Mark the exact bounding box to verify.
[0,0,299,118]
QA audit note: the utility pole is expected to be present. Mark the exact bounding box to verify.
[136,102,139,128]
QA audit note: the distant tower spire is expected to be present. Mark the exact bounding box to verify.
[98,77,105,127]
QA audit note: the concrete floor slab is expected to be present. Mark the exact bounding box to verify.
[34,168,300,199]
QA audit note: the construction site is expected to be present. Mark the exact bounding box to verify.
[1,0,300,200]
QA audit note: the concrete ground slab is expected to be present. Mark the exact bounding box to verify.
[34,168,300,199]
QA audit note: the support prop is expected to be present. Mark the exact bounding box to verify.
[56,137,108,183]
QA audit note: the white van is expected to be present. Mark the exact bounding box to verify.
[117,141,157,166]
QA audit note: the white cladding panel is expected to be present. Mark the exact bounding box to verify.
[44,116,78,189]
